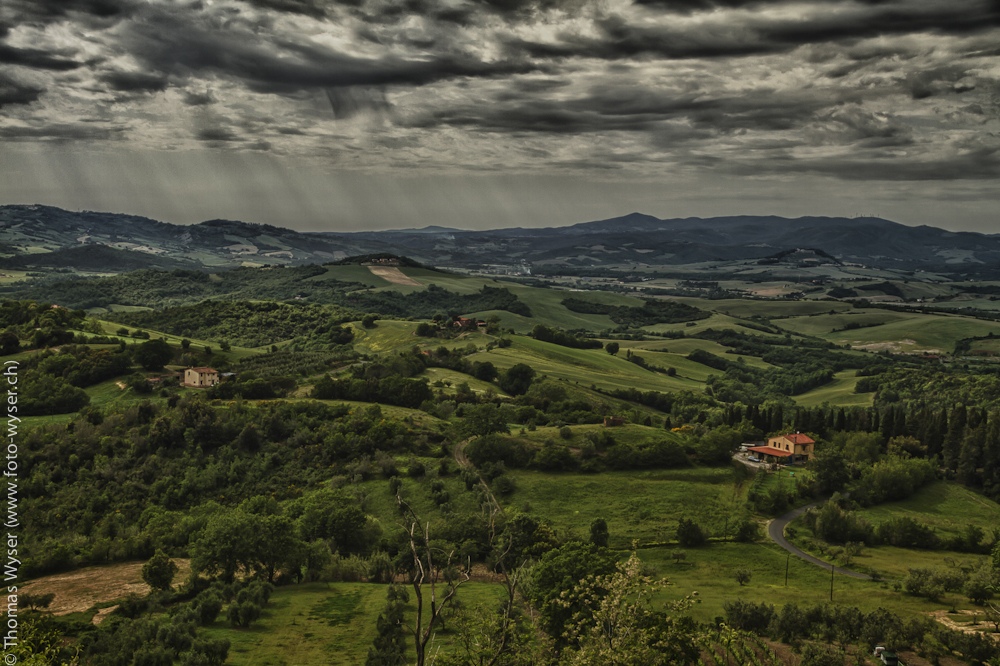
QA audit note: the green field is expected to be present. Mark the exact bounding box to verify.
[202,580,507,666]
[793,370,873,407]
[349,320,497,356]
[775,309,1000,353]
[202,583,385,666]
[483,336,702,393]
[856,481,1000,541]
[639,541,977,625]
[675,298,853,319]
[500,467,747,547]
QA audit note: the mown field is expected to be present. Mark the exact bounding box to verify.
[857,481,1000,542]
[793,370,873,407]
[482,336,703,393]
[774,309,1000,353]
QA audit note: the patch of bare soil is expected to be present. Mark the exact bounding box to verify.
[852,339,918,352]
[928,609,1000,642]
[751,287,796,297]
[21,559,191,621]
[368,266,422,286]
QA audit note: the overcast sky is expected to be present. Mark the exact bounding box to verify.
[1,0,998,233]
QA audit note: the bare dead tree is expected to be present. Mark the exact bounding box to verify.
[475,479,535,666]
[396,492,471,666]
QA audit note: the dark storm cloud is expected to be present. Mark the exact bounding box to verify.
[905,66,977,99]
[245,0,331,18]
[99,70,170,92]
[632,0,774,13]
[509,16,778,60]
[511,0,1000,62]
[117,9,538,95]
[351,0,582,26]
[4,0,137,25]
[759,3,1000,44]
[0,45,81,71]
[197,127,241,141]
[0,123,124,141]
[411,85,833,135]
[817,106,915,150]
[0,73,43,108]
[324,86,390,119]
[183,91,216,106]
[739,147,1000,181]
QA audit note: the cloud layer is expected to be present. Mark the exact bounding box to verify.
[1,0,999,229]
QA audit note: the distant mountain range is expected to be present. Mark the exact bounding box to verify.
[1,204,997,274]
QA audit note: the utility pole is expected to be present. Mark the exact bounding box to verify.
[785,551,790,587]
[830,562,835,601]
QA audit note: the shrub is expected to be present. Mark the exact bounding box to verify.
[723,599,774,633]
[492,475,516,495]
[227,601,261,627]
[733,519,761,543]
[676,517,706,547]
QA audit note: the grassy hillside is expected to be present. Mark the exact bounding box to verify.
[793,370,873,407]
[856,481,1000,541]
[201,583,385,666]
[482,336,703,392]
[499,467,742,547]
[774,309,1000,353]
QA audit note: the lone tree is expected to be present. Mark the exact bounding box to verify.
[735,567,752,586]
[142,549,179,591]
[606,342,620,356]
[590,518,610,548]
[676,517,707,547]
[499,363,535,396]
[133,338,173,371]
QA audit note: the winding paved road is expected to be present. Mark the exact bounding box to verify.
[767,502,871,580]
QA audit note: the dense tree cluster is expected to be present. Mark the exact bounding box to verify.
[530,324,602,350]
[17,397,433,577]
[109,300,361,348]
[340,284,531,319]
[562,297,710,327]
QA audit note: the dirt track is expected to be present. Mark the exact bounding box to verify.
[368,266,422,286]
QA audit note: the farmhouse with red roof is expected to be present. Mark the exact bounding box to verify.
[746,432,815,464]
[184,367,220,388]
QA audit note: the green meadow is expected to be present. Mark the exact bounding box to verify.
[499,467,747,547]
[856,481,1000,541]
[483,336,702,392]
[201,581,505,666]
[201,583,386,666]
[793,370,873,407]
[776,310,1000,352]
[640,541,977,625]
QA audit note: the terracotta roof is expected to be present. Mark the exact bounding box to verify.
[747,446,793,457]
[779,433,815,445]
[189,367,218,373]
